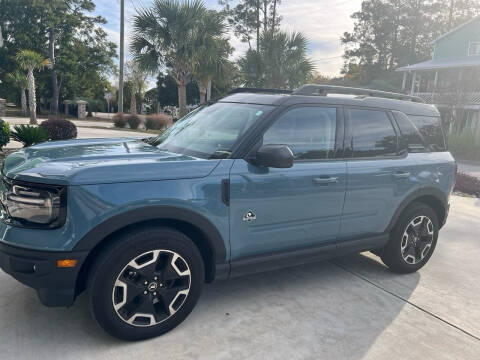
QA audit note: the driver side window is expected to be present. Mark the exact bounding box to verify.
[263,106,337,160]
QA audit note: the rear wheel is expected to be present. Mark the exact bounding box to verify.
[88,227,204,340]
[381,202,438,273]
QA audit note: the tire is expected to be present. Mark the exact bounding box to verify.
[381,202,439,274]
[88,226,205,341]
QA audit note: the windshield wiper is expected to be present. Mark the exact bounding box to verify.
[210,150,232,159]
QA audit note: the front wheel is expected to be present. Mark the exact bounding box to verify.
[88,227,204,340]
[381,202,439,273]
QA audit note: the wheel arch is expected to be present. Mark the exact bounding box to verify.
[386,187,448,233]
[74,206,228,295]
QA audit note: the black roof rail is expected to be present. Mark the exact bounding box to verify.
[292,84,425,103]
[228,87,293,95]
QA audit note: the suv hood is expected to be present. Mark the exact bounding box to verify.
[2,138,220,185]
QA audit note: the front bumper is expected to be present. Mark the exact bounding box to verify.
[0,241,88,307]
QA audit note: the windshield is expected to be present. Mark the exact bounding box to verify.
[152,102,274,159]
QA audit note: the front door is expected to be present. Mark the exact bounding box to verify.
[229,105,347,261]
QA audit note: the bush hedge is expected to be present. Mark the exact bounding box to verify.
[127,114,141,130]
[448,132,480,161]
[0,119,10,150]
[40,118,77,140]
[113,113,127,128]
[145,114,171,130]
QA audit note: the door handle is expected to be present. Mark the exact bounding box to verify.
[313,176,338,185]
[392,171,410,179]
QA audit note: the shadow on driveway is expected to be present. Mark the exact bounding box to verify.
[0,253,423,360]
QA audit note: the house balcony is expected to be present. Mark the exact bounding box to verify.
[414,92,480,108]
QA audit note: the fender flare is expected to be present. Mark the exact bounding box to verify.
[386,187,448,232]
[73,206,227,264]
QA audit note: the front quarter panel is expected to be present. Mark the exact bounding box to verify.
[0,160,233,262]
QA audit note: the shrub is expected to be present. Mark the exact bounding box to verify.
[0,119,10,150]
[127,114,141,129]
[113,113,127,128]
[40,118,77,140]
[454,172,480,197]
[448,132,480,161]
[145,114,171,130]
[11,125,48,147]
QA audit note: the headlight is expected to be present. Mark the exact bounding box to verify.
[0,178,67,229]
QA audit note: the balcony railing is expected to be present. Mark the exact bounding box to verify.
[414,92,480,105]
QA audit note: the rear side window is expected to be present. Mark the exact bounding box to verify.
[348,109,398,157]
[392,111,427,152]
[408,115,446,152]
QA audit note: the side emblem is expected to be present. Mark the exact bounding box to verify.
[243,210,256,222]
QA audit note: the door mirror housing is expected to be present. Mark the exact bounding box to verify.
[252,145,294,168]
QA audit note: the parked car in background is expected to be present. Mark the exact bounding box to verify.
[0,85,455,340]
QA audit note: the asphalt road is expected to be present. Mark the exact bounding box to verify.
[458,161,480,178]
[1,195,479,360]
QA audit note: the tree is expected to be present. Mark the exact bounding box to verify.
[16,50,50,124]
[125,61,147,114]
[341,0,480,89]
[131,0,226,117]
[6,71,28,116]
[39,0,97,114]
[0,0,116,112]
[195,36,233,104]
[220,0,282,50]
[239,30,314,89]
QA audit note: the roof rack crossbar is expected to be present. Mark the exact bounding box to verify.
[229,87,293,95]
[292,84,425,103]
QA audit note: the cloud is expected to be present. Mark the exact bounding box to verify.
[95,0,362,78]
[278,0,362,76]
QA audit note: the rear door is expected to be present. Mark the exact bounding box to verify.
[229,105,347,261]
[339,108,417,242]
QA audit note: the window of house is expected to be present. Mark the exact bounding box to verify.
[263,106,337,160]
[348,109,398,157]
[468,42,480,56]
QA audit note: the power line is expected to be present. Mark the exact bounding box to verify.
[311,55,344,63]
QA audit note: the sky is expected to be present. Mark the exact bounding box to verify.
[93,0,363,78]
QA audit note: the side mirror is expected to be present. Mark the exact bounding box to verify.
[253,144,294,168]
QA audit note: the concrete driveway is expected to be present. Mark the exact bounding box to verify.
[1,195,479,359]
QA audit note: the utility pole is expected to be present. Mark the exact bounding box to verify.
[118,0,125,113]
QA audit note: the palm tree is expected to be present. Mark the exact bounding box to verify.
[195,35,233,104]
[239,30,314,89]
[15,50,50,124]
[125,61,147,114]
[131,0,226,117]
[7,71,28,116]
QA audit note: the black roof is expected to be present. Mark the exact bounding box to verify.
[219,85,439,117]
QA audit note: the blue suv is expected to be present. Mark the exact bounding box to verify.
[0,85,455,340]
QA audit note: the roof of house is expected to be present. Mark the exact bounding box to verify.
[433,15,480,44]
[396,55,480,71]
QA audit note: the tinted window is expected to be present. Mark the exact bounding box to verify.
[349,109,398,157]
[263,107,337,160]
[408,115,446,152]
[392,111,427,152]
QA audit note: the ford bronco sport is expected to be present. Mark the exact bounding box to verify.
[0,85,455,340]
